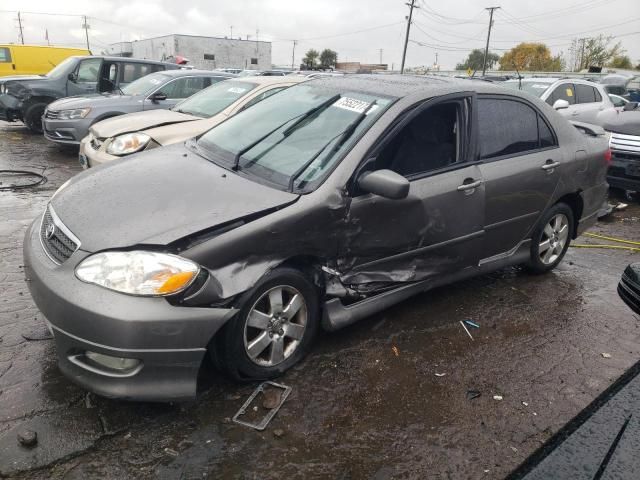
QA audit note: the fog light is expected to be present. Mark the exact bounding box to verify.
[85,351,141,371]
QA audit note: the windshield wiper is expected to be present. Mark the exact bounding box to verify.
[231,94,341,171]
[287,100,378,191]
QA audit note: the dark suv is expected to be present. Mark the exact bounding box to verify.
[0,56,179,132]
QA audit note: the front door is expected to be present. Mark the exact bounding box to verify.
[66,57,102,96]
[337,95,485,287]
[476,95,562,260]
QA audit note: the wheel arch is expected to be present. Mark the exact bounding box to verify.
[555,191,583,239]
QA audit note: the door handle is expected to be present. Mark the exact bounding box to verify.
[541,161,560,171]
[457,179,483,191]
[12,64,15,70]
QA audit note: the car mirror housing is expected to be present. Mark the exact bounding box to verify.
[149,92,168,102]
[553,99,570,110]
[358,169,409,200]
[67,72,77,82]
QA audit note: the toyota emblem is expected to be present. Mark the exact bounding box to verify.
[45,223,56,240]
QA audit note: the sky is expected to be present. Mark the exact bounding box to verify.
[1,0,639,70]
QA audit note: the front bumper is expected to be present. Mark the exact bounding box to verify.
[0,93,22,122]
[23,218,237,401]
[607,150,640,191]
[79,135,118,167]
[42,115,91,145]
[618,264,640,316]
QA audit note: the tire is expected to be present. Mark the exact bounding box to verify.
[213,267,320,381]
[23,103,47,133]
[527,203,574,274]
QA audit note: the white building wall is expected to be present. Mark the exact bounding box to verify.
[129,35,176,62]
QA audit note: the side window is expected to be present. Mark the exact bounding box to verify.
[157,77,208,99]
[242,87,286,110]
[0,47,11,63]
[575,84,596,104]
[477,98,538,159]
[251,58,258,65]
[547,84,575,106]
[106,64,118,82]
[594,88,602,102]
[374,102,461,178]
[122,64,137,84]
[76,58,101,83]
[538,116,556,148]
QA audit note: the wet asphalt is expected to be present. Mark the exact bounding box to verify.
[0,121,639,479]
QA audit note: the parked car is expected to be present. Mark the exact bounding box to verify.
[80,76,306,168]
[600,106,640,192]
[24,75,609,401]
[601,74,640,102]
[0,44,90,77]
[609,93,629,109]
[42,70,234,145]
[618,264,640,315]
[0,56,179,132]
[502,78,616,126]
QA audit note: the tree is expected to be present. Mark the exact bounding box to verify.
[302,49,320,69]
[569,35,625,71]
[608,55,633,69]
[319,49,338,69]
[456,49,499,71]
[499,42,563,71]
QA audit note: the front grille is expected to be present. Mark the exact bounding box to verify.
[40,206,80,264]
[44,110,61,120]
[610,133,640,154]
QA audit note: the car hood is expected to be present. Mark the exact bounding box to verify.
[0,74,44,84]
[144,113,226,145]
[50,143,299,252]
[90,109,199,138]
[602,110,640,135]
[49,94,140,111]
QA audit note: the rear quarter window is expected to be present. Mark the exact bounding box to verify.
[0,47,11,62]
[575,84,597,103]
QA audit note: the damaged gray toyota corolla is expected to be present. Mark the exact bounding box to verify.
[24,75,609,401]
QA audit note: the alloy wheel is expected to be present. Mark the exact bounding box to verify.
[243,286,308,367]
[539,213,569,265]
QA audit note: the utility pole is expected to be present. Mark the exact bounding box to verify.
[379,48,383,64]
[17,12,24,44]
[435,52,438,66]
[82,15,90,51]
[230,26,233,38]
[291,40,298,70]
[400,0,418,74]
[579,38,586,70]
[481,6,500,76]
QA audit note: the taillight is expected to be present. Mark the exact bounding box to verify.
[604,148,612,165]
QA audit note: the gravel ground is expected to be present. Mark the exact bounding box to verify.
[0,121,638,479]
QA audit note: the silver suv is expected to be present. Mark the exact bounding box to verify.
[502,78,615,125]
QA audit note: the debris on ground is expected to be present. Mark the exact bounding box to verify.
[522,401,529,407]
[465,320,480,329]
[602,353,612,358]
[273,429,285,438]
[460,321,474,341]
[615,202,629,211]
[163,448,179,457]
[466,390,482,400]
[233,381,292,431]
[17,430,37,448]
[21,327,53,341]
[392,345,399,356]
[435,373,446,377]
[262,389,282,410]
[493,395,504,401]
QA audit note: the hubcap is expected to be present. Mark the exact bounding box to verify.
[243,286,308,367]
[539,213,569,265]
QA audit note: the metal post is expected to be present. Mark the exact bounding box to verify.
[291,40,297,70]
[400,0,418,74]
[481,6,500,76]
[17,12,24,44]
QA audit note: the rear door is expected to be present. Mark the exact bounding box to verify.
[337,93,486,286]
[143,76,212,110]
[572,83,605,123]
[477,95,562,260]
[546,82,577,119]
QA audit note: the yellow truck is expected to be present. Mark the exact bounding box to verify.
[0,45,90,77]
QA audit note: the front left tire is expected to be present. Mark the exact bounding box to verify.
[24,103,47,133]
[212,267,320,381]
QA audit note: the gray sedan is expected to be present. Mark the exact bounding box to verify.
[42,70,234,145]
[24,76,608,401]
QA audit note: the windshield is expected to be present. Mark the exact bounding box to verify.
[122,72,170,95]
[501,80,552,98]
[45,57,78,79]
[196,83,394,192]
[173,80,258,118]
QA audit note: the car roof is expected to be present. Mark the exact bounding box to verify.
[69,55,176,66]
[158,69,236,78]
[305,74,507,98]
[232,75,308,86]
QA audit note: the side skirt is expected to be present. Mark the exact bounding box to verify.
[322,240,531,331]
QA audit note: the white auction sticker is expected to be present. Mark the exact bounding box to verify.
[531,84,549,89]
[228,87,247,94]
[149,78,162,85]
[332,97,377,114]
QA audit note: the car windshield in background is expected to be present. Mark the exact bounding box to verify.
[501,81,551,98]
[197,83,394,192]
[45,57,77,78]
[121,72,170,96]
[173,80,259,118]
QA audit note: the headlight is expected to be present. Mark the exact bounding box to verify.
[75,251,200,296]
[0,84,5,94]
[106,132,151,156]
[55,108,91,120]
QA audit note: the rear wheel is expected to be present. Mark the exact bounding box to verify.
[528,203,574,273]
[24,103,47,133]
[213,267,320,381]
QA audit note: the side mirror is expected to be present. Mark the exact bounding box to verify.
[67,72,77,82]
[623,102,638,111]
[357,169,409,200]
[552,99,570,110]
[149,92,167,102]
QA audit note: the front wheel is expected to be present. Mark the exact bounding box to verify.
[24,103,47,133]
[213,267,320,381]
[527,203,574,273]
